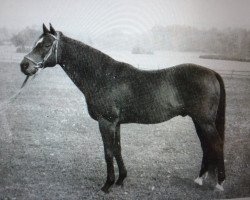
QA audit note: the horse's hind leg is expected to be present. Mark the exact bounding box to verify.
[193,120,225,190]
[192,119,209,186]
[114,124,127,186]
[215,136,225,191]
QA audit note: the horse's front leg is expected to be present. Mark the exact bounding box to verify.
[99,118,117,193]
[114,124,127,186]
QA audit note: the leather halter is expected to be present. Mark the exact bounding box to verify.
[24,33,59,68]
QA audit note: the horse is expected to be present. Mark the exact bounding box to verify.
[20,24,226,193]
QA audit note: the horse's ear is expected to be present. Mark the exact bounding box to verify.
[49,23,56,35]
[43,23,49,34]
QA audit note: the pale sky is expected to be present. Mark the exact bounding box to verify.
[0,0,250,37]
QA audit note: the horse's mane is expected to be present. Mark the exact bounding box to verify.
[61,33,116,69]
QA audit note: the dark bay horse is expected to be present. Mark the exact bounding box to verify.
[20,24,226,193]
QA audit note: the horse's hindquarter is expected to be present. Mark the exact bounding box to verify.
[170,64,221,121]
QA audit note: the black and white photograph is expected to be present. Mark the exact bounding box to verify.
[0,0,249,199]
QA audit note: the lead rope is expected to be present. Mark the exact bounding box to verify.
[0,67,44,113]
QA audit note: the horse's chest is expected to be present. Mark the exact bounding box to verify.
[85,93,119,121]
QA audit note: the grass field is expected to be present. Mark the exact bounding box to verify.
[0,62,249,199]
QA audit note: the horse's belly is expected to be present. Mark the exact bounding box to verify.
[120,102,181,124]
[120,84,184,123]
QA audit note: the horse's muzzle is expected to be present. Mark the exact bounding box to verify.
[20,58,38,76]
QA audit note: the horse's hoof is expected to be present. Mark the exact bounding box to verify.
[101,186,110,194]
[101,180,115,193]
[215,183,224,191]
[194,177,203,185]
[115,179,124,187]
[115,173,127,187]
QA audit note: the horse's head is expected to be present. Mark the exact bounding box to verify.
[20,23,59,76]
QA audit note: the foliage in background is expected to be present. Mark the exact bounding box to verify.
[0,27,12,45]
[150,26,250,58]
[10,27,40,48]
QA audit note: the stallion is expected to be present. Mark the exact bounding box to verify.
[20,24,226,193]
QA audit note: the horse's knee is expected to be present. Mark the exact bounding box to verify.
[114,144,121,155]
[105,149,113,160]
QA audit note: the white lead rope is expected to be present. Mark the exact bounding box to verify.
[0,68,43,113]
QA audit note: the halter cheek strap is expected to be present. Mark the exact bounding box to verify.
[24,33,59,68]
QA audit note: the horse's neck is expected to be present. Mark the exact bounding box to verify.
[58,35,112,95]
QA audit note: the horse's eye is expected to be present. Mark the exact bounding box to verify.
[45,44,52,47]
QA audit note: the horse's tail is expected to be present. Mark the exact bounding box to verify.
[215,72,226,141]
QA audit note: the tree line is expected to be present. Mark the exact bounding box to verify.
[150,25,250,58]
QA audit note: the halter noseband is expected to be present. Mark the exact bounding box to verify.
[24,33,59,68]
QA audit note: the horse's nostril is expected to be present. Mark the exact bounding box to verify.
[21,62,29,70]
